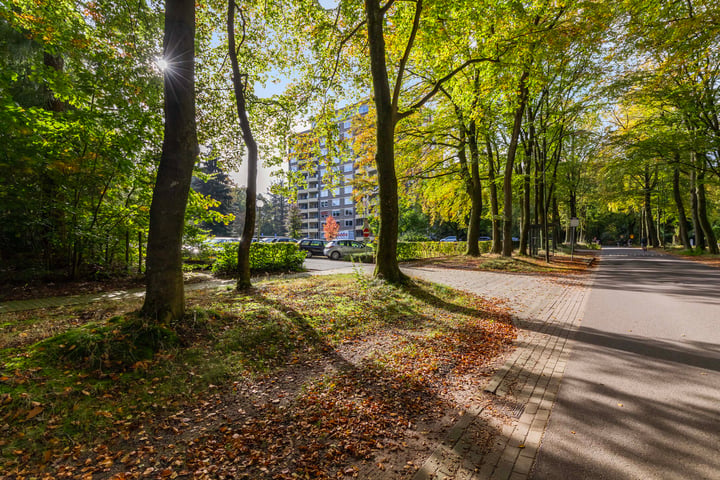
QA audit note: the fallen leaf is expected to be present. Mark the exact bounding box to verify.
[25,406,44,420]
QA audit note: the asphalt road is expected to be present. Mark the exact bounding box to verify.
[303,256,348,271]
[532,247,720,479]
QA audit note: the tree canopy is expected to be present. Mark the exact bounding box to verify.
[2,0,719,303]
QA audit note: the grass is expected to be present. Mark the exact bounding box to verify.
[663,246,720,268]
[405,252,595,274]
[0,274,515,476]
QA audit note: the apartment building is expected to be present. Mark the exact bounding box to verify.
[288,103,375,240]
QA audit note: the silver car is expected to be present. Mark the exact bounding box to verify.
[323,240,373,260]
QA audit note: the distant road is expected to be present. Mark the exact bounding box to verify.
[533,247,720,479]
[303,257,366,272]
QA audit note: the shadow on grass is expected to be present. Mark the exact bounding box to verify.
[191,289,487,479]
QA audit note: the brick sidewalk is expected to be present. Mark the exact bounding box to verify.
[405,268,593,480]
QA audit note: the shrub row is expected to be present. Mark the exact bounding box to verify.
[211,243,306,275]
[395,241,492,261]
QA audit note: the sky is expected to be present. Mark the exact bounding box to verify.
[229,0,342,194]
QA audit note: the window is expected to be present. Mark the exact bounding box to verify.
[320,211,329,218]
[343,163,353,172]
[344,120,352,129]
[343,186,353,194]
[332,188,340,195]
[320,200,329,207]
[332,210,341,217]
[344,197,353,205]
[359,104,369,115]
[345,209,353,216]
[320,190,329,198]
[332,198,341,206]
[345,220,353,227]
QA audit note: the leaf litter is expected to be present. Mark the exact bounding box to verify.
[1,274,520,479]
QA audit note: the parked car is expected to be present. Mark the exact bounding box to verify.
[324,240,373,260]
[440,236,458,242]
[297,238,326,258]
[478,236,491,242]
[261,237,297,243]
[207,237,240,245]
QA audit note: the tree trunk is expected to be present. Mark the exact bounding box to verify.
[465,120,483,256]
[502,72,529,257]
[228,0,259,290]
[643,190,657,249]
[552,196,560,251]
[672,165,691,249]
[520,160,531,256]
[138,231,143,274]
[696,157,719,254]
[486,137,502,254]
[365,0,404,282]
[141,0,197,323]
[536,147,547,259]
[690,165,705,250]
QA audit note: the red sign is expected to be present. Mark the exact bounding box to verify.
[363,227,370,237]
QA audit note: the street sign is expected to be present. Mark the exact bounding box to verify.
[363,227,370,238]
[570,217,580,227]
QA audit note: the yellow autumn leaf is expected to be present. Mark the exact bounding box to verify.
[25,405,44,420]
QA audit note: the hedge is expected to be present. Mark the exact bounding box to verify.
[211,242,306,275]
[395,241,492,261]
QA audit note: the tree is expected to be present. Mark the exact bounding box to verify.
[141,0,198,322]
[227,0,260,290]
[324,215,340,241]
[286,203,303,239]
[1,1,163,278]
[190,157,236,236]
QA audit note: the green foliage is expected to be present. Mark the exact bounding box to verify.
[395,241,491,262]
[211,242,306,275]
[33,316,178,372]
[0,1,163,278]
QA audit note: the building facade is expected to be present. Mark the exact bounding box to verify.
[288,103,375,240]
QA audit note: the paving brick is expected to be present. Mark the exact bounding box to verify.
[514,455,535,474]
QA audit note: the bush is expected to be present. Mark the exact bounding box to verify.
[395,241,492,261]
[348,253,375,263]
[211,242,306,275]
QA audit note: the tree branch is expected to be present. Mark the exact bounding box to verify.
[397,54,502,121]
[392,0,422,112]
